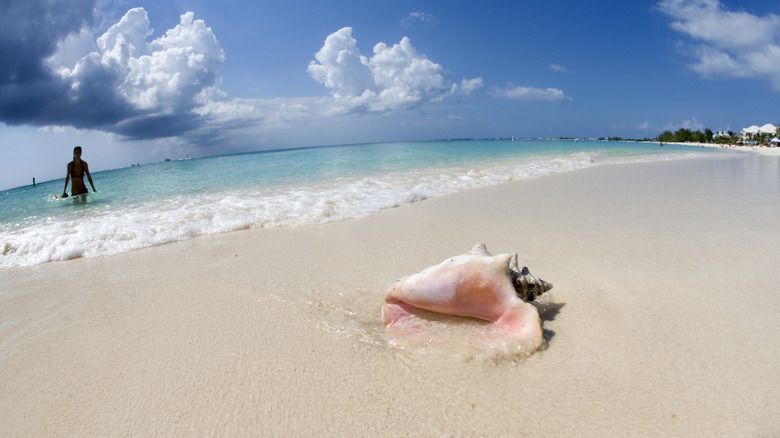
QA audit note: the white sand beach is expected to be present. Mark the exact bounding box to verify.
[661,140,780,156]
[1,152,779,436]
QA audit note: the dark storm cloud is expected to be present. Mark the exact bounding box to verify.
[0,0,117,127]
[0,3,225,141]
[112,113,201,140]
[0,0,96,86]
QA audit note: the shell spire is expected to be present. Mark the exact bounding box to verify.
[509,253,552,302]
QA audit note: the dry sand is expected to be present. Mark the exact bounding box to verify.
[1,152,779,436]
[661,140,780,156]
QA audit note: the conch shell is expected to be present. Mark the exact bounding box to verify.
[382,243,552,351]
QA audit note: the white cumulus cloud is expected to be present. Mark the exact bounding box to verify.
[63,8,225,114]
[308,27,482,113]
[368,37,448,109]
[307,27,374,99]
[493,85,572,102]
[658,0,780,90]
[11,6,229,140]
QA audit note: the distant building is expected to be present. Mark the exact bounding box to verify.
[760,123,776,135]
[741,124,776,141]
[741,125,759,140]
[714,130,730,138]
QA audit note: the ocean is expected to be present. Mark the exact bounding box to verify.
[0,139,722,268]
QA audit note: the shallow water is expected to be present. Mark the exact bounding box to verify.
[0,139,719,267]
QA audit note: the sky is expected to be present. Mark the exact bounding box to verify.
[1,0,779,190]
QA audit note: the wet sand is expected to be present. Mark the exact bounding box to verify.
[1,152,779,436]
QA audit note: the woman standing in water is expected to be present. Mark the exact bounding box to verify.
[62,146,96,198]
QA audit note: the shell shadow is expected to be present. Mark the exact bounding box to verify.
[533,300,565,343]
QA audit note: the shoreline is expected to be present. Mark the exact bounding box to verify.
[656,140,780,155]
[1,153,778,436]
[0,141,726,270]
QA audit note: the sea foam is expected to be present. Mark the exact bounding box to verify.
[0,143,716,268]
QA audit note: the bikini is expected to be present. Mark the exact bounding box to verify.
[69,162,88,195]
[70,163,85,178]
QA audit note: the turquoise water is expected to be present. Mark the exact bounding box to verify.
[0,139,720,267]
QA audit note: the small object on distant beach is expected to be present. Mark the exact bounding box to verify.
[382,242,553,353]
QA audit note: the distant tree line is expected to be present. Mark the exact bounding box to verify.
[656,128,714,144]
[712,131,740,144]
[657,123,780,145]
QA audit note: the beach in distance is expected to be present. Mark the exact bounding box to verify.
[1,143,779,436]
